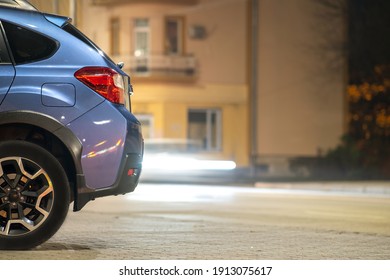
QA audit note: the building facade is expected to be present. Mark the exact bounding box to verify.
[29,0,81,25]
[29,0,345,175]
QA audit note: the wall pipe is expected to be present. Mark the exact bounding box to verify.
[250,0,259,176]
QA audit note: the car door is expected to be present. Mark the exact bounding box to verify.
[0,21,15,106]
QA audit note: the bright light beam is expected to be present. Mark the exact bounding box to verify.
[143,154,236,171]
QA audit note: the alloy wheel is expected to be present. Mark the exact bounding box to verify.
[0,157,54,236]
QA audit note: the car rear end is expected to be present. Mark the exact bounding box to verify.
[57,17,144,209]
[0,7,143,210]
[0,1,143,249]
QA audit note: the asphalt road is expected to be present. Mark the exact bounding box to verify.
[1,183,390,260]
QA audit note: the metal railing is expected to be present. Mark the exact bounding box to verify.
[115,54,197,77]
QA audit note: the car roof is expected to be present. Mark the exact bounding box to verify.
[0,0,37,11]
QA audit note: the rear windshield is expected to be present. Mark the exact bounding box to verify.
[62,23,116,65]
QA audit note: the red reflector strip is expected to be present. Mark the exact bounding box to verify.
[127,169,135,176]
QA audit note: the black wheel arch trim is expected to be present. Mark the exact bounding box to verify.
[0,110,86,210]
[0,110,63,131]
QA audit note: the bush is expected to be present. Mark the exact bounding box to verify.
[313,135,390,180]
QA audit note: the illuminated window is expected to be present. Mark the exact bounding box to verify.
[133,18,149,72]
[188,109,222,151]
[134,18,149,57]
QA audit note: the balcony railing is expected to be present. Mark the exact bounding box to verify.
[115,54,197,80]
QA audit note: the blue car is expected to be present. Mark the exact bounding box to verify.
[0,0,143,249]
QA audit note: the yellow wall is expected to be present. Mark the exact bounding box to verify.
[256,0,345,157]
[132,83,249,166]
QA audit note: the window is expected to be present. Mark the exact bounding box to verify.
[133,18,150,72]
[134,18,149,57]
[165,17,184,55]
[110,18,120,56]
[188,109,222,151]
[135,114,154,139]
[62,23,116,65]
[2,21,57,64]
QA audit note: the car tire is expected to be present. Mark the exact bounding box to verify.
[0,140,70,250]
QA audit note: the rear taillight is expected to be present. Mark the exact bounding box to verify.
[75,67,125,104]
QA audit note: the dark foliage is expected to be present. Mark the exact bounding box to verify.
[313,0,390,179]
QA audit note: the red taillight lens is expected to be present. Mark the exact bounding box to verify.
[75,67,125,104]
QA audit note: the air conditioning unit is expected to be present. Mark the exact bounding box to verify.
[189,25,206,39]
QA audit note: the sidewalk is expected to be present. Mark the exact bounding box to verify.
[254,181,390,196]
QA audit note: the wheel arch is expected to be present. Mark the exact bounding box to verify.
[0,111,84,206]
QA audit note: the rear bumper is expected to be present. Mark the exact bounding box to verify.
[74,152,142,211]
[72,103,143,211]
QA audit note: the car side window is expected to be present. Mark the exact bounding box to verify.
[2,21,57,64]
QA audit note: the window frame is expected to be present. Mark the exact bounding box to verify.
[133,18,150,57]
[188,108,222,152]
[164,16,185,55]
[132,18,150,74]
[110,17,120,56]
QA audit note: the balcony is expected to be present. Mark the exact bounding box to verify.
[116,54,197,82]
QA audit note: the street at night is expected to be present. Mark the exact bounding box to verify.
[1,1,390,280]
[2,182,389,260]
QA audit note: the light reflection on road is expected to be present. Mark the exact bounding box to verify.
[127,183,389,204]
[127,184,238,203]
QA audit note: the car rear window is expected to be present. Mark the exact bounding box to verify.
[62,23,116,65]
[2,21,57,64]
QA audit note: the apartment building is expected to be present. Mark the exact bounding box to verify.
[29,0,345,175]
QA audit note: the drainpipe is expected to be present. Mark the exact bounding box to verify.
[250,0,259,176]
[53,0,59,14]
[69,0,77,25]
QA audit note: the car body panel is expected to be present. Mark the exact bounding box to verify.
[1,64,105,125]
[41,83,76,107]
[67,101,128,189]
[0,65,14,103]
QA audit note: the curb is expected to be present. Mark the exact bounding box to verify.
[254,181,390,195]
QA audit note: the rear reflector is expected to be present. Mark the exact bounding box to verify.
[127,169,136,176]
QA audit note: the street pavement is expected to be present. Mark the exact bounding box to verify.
[254,181,390,195]
[1,181,389,260]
